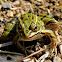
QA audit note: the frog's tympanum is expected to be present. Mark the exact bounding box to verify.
[0,13,60,56]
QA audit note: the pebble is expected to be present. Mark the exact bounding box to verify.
[2,3,12,9]
[30,0,34,4]
[44,59,52,62]
[53,56,62,62]
[7,11,13,17]
[13,1,20,6]
[7,56,12,60]
[34,1,41,6]
[20,10,25,14]
[30,7,34,13]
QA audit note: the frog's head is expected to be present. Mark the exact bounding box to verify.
[17,13,45,38]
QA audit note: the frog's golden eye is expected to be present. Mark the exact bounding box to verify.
[33,25,37,30]
[29,25,31,30]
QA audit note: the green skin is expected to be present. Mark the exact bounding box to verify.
[0,13,59,56]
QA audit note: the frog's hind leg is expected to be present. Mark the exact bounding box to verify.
[13,35,27,54]
[41,29,57,57]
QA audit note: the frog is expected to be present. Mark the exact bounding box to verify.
[0,13,59,56]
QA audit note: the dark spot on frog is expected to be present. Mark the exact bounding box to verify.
[46,21,53,25]
[43,15,46,18]
[50,36,55,38]
[41,18,43,20]
[38,22,40,25]
[32,17,34,19]
[59,9,62,12]
[25,25,27,28]
[37,14,39,16]
[26,19,28,20]
[29,25,31,30]
[7,56,12,60]
[31,21,34,24]
[21,17,23,19]
[26,30,29,33]
[28,21,30,23]
[50,17,53,19]
[23,22,25,24]
[16,16,19,20]
[4,29,7,31]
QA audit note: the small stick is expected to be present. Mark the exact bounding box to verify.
[0,41,13,48]
[57,42,62,46]
[18,48,46,62]
[55,30,61,42]
[59,45,62,55]
[38,52,49,62]
[18,42,62,62]
[0,50,23,56]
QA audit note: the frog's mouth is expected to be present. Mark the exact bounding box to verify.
[18,33,45,41]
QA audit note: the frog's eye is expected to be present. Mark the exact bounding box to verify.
[33,25,37,30]
[29,25,31,30]
[29,24,37,30]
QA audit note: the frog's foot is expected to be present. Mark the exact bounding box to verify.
[13,35,27,54]
[41,29,57,57]
[48,42,57,57]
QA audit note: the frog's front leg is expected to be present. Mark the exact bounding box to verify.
[41,29,57,56]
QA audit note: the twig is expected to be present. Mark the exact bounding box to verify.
[59,45,62,55]
[38,52,49,62]
[18,42,62,62]
[55,30,61,42]
[0,50,23,56]
[18,48,46,62]
[57,42,62,46]
[0,41,13,48]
